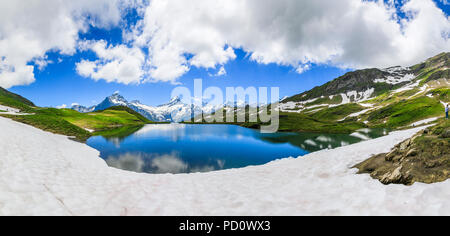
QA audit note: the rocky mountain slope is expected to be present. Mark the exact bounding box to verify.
[284,67,414,103]
[278,52,449,130]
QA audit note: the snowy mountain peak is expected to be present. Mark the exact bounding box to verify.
[72,104,94,113]
[107,93,128,104]
[170,95,181,102]
[160,96,183,107]
[71,93,222,123]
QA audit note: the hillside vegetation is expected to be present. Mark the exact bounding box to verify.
[0,90,153,141]
[1,53,449,139]
[0,87,35,111]
[355,119,450,185]
[278,52,449,132]
[367,96,443,128]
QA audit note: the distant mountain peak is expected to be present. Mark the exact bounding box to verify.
[159,96,183,107]
[170,95,181,102]
[71,93,221,123]
[108,92,126,100]
[106,93,128,104]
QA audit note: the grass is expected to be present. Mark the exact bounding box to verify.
[0,87,155,142]
[1,106,156,142]
[102,106,152,123]
[367,96,444,128]
[0,86,163,142]
[429,88,450,103]
[425,69,450,83]
[396,88,421,98]
[305,95,343,106]
[46,108,152,131]
[430,119,450,137]
[1,107,153,142]
[2,114,92,142]
[0,87,35,112]
[365,87,423,108]
[310,103,364,121]
[277,112,367,133]
[364,92,391,104]
[187,104,368,134]
[372,82,401,97]
[417,68,440,86]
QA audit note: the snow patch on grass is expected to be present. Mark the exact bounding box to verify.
[410,117,440,127]
[375,74,415,85]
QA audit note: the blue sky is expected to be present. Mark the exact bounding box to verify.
[11,48,349,107]
[3,0,449,107]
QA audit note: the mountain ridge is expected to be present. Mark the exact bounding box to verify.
[283,52,449,104]
[275,52,449,132]
[72,93,223,123]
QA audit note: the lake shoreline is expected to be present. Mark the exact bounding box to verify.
[87,123,388,174]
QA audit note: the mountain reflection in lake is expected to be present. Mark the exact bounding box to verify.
[87,124,388,174]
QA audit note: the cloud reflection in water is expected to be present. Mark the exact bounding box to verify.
[105,151,224,174]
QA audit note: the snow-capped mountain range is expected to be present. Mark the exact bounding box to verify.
[71,92,223,122]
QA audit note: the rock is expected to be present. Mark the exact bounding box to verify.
[381,166,403,184]
[385,150,398,161]
[392,155,404,162]
[406,149,418,157]
[399,139,411,151]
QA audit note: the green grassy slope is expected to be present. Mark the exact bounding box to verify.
[0,87,154,141]
[103,106,152,123]
[429,88,450,103]
[2,106,152,142]
[2,113,92,142]
[187,103,368,134]
[411,52,450,86]
[0,87,35,111]
[277,112,367,133]
[46,107,152,131]
[367,96,443,128]
[310,103,364,121]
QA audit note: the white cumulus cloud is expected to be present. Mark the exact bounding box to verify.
[2,0,449,87]
[0,0,134,89]
[76,40,146,84]
[124,0,450,83]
